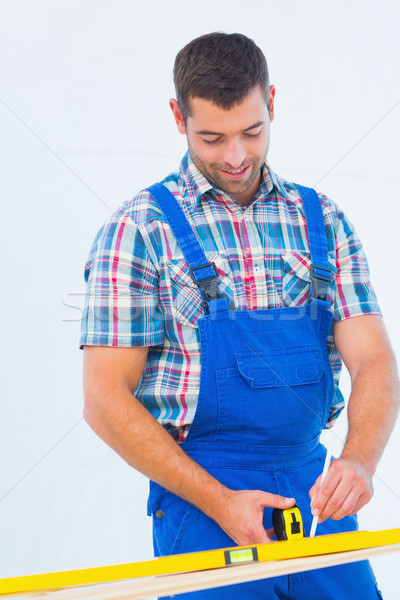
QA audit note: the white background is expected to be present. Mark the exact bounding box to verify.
[1,0,400,597]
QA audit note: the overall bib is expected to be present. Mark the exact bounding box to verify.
[146,183,382,599]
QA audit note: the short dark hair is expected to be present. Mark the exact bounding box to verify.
[173,32,270,121]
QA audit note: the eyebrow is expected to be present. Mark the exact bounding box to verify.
[196,121,265,136]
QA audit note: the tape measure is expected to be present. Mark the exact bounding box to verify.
[272,504,305,541]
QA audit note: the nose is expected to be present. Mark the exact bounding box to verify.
[222,140,246,169]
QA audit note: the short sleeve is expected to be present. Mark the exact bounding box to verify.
[79,211,165,348]
[334,208,382,322]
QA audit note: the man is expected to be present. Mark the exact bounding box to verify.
[80,33,399,599]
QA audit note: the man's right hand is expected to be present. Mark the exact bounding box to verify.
[216,489,295,545]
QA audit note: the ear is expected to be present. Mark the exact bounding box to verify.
[268,85,276,122]
[169,98,186,134]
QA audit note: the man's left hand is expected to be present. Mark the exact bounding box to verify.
[309,454,373,523]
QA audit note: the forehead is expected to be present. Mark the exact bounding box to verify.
[188,86,269,133]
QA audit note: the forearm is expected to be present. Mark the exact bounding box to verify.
[84,387,229,520]
[84,385,294,545]
[342,347,400,473]
[83,345,295,545]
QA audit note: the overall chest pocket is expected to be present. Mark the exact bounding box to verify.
[215,346,329,445]
[166,254,234,327]
[281,251,336,307]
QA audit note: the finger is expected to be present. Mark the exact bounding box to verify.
[327,493,358,521]
[262,493,295,509]
[328,487,371,521]
[265,526,276,539]
[310,465,341,519]
[317,481,353,521]
[321,487,358,521]
[231,523,270,546]
[353,490,373,513]
[248,524,272,545]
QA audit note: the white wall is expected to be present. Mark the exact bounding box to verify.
[1,0,399,597]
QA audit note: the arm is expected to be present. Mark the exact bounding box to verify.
[310,314,400,522]
[83,345,294,545]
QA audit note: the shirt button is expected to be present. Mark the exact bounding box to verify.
[254,266,260,273]
[243,214,249,221]
[155,509,165,519]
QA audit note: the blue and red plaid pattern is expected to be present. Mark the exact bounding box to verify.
[80,151,382,441]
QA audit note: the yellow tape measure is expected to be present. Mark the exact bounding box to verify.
[273,504,305,541]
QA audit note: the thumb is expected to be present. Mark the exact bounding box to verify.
[263,492,295,509]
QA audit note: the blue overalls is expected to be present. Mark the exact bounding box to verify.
[146,183,382,599]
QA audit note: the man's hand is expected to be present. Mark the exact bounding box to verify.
[217,489,295,546]
[309,454,373,523]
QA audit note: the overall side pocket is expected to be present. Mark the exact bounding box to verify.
[148,480,194,556]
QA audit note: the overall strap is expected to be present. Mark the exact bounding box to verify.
[147,183,229,314]
[295,184,334,302]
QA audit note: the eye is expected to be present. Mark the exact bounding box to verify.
[202,137,221,145]
[245,129,262,138]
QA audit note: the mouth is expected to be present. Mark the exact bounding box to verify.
[220,164,250,180]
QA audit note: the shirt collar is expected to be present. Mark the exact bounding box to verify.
[179,150,289,208]
[179,151,214,206]
[265,166,290,201]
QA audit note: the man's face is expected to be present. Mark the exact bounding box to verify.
[170,85,275,206]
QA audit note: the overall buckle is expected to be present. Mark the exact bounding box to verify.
[309,264,334,301]
[189,262,225,307]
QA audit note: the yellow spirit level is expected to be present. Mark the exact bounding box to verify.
[272,504,305,541]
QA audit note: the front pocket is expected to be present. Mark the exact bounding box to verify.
[215,347,328,445]
[166,254,234,327]
[235,347,324,388]
[148,481,194,556]
[281,251,336,307]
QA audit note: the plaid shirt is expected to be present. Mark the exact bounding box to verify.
[80,151,381,441]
